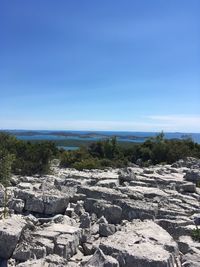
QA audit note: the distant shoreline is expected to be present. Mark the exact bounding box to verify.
[1,130,200,148]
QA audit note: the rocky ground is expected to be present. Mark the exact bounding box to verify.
[0,157,200,267]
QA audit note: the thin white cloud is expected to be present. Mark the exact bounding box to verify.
[147,115,200,132]
[1,115,200,132]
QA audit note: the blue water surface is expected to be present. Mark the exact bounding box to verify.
[6,130,200,144]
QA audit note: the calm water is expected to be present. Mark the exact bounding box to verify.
[6,130,200,144]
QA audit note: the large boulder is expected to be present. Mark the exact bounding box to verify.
[15,189,69,215]
[13,222,82,262]
[0,215,26,259]
[34,223,82,260]
[100,220,179,267]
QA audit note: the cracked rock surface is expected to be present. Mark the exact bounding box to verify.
[0,157,200,266]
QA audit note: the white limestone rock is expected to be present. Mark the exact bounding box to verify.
[15,189,69,215]
[0,215,26,259]
[82,248,119,267]
[100,220,179,267]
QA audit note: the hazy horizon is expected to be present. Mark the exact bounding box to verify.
[1,1,199,132]
[2,128,200,134]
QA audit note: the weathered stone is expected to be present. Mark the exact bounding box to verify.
[97,216,108,224]
[70,193,86,203]
[37,214,64,224]
[114,199,158,221]
[178,182,196,193]
[80,213,91,229]
[82,248,119,267]
[34,223,82,260]
[15,189,69,215]
[178,235,200,254]
[15,254,68,267]
[84,199,122,224]
[99,223,116,237]
[156,218,194,239]
[36,237,54,254]
[1,160,200,265]
[193,214,200,225]
[74,201,85,216]
[182,252,200,267]
[100,220,179,267]
[13,243,46,262]
[54,233,80,260]
[78,186,127,202]
[120,185,168,199]
[0,215,26,259]
[82,242,97,255]
[172,157,200,169]
[118,167,136,184]
[143,168,155,174]
[96,179,119,188]
[184,170,200,184]
[18,182,33,190]
[24,214,38,225]
[9,198,25,213]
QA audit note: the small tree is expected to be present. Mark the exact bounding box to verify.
[0,150,15,219]
[0,150,14,187]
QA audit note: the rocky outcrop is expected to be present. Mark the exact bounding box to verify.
[0,159,200,266]
[184,170,200,184]
[0,215,26,259]
[100,220,180,267]
[14,188,69,215]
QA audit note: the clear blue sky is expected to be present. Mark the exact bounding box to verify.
[0,0,199,132]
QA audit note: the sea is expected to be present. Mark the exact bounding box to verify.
[4,130,200,150]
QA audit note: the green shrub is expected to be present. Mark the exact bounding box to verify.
[73,158,101,170]
[192,227,200,242]
[0,150,15,186]
[60,148,90,168]
[0,131,58,176]
[59,133,200,170]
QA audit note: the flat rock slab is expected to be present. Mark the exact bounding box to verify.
[114,199,158,220]
[121,186,169,199]
[0,215,26,259]
[33,223,82,239]
[16,254,69,267]
[59,168,119,180]
[78,186,127,202]
[100,220,179,267]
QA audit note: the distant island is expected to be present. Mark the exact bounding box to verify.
[2,130,200,151]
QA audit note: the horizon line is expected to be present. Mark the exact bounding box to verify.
[1,129,200,134]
